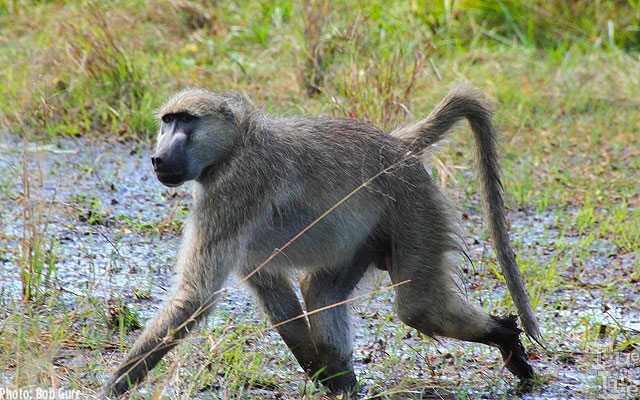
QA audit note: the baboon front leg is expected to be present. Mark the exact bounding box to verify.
[300,272,356,393]
[299,250,371,394]
[245,270,320,377]
[102,223,241,397]
[103,287,214,397]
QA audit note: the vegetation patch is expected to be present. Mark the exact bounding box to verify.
[0,1,638,398]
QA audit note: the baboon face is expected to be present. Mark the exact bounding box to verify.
[151,112,200,187]
[151,89,242,187]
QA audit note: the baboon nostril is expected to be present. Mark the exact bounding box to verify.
[151,156,162,170]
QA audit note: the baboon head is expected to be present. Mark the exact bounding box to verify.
[151,88,247,187]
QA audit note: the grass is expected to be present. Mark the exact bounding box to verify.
[16,142,58,302]
[0,0,639,398]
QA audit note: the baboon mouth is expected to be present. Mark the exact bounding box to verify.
[155,172,186,187]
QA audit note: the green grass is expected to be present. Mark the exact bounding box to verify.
[1,0,639,398]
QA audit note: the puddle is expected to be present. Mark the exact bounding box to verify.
[0,134,638,398]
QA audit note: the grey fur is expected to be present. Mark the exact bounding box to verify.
[102,86,538,397]
[392,86,541,342]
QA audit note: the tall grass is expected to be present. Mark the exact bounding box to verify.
[18,142,57,302]
[1,0,638,140]
[457,0,640,50]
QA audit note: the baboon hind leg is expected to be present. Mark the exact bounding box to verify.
[389,239,534,381]
[299,247,374,394]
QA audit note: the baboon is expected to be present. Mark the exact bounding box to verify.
[102,86,541,397]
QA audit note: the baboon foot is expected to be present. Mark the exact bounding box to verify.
[312,364,357,396]
[320,371,357,398]
[483,315,536,382]
[306,348,357,396]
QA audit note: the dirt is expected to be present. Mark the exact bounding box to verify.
[0,134,638,399]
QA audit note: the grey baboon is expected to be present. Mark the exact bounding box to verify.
[102,86,540,397]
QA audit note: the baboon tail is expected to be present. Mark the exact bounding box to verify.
[392,86,542,343]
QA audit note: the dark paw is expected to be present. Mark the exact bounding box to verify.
[100,376,132,399]
[307,362,357,397]
[499,341,535,380]
[310,367,356,396]
[485,314,537,381]
[516,376,536,393]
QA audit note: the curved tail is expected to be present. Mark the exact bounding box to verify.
[392,86,542,343]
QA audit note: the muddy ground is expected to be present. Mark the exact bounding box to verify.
[1,135,638,399]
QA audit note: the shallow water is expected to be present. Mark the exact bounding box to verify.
[0,135,637,399]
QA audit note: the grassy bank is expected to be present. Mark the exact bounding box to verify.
[0,1,638,398]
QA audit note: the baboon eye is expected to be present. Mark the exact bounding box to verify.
[179,113,195,123]
[161,114,172,124]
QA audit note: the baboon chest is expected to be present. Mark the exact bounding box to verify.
[246,202,379,270]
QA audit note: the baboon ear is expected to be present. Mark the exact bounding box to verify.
[218,101,236,123]
[221,90,249,107]
[220,91,250,122]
